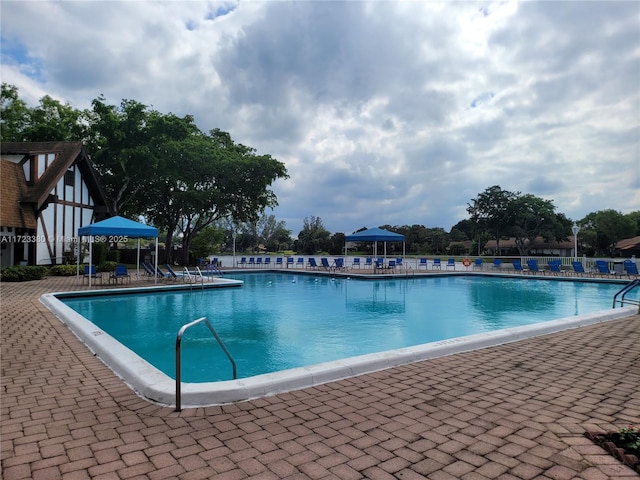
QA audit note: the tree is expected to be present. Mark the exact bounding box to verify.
[508,194,571,255]
[579,210,636,256]
[256,214,292,252]
[1,83,30,142]
[190,225,225,260]
[467,186,517,255]
[296,216,331,254]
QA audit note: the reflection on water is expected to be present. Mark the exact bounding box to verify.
[62,274,624,382]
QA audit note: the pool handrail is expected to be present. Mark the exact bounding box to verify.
[175,316,237,411]
[612,279,640,308]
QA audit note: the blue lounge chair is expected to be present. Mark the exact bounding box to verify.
[297,257,305,268]
[248,257,255,267]
[492,259,502,271]
[83,265,101,284]
[387,260,396,271]
[473,258,483,271]
[572,261,586,276]
[321,258,331,270]
[286,257,294,267]
[375,258,385,270]
[239,257,247,267]
[165,264,180,280]
[595,260,612,276]
[548,260,562,275]
[432,258,441,270]
[263,257,271,268]
[110,264,130,284]
[256,257,263,268]
[307,258,318,270]
[418,258,428,270]
[512,259,524,273]
[333,258,345,271]
[446,258,456,270]
[275,257,283,268]
[624,260,639,276]
[352,258,361,269]
[364,258,373,269]
[396,258,403,267]
[526,259,541,274]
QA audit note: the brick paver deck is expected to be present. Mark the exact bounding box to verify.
[2,275,639,479]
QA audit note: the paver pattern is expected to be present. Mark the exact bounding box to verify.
[2,275,639,479]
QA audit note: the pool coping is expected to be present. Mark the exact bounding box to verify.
[41,277,638,408]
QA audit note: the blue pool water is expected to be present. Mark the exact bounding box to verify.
[61,273,627,383]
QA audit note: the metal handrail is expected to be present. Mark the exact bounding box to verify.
[613,279,640,308]
[175,317,237,411]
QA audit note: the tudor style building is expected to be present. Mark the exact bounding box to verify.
[1,141,110,267]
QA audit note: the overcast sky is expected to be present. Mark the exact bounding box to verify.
[2,1,639,235]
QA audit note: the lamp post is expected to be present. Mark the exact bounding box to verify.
[572,223,580,260]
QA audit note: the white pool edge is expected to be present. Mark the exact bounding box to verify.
[41,289,638,408]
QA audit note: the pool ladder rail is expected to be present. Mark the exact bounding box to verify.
[612,279,640,309]
[175,316,237,411]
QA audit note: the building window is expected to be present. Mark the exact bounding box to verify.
[64,169,75,187]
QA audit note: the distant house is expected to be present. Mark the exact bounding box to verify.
[615,236,640,258]
[1,141,110,267]
[484,236,576,257]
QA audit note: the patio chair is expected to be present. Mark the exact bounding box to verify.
[164,264,180,280]
[110,264,131,284]
[387,260,396,271]
[296,257,305,268]
[333,258,345,271]
[432,258,441,270]
[624,260,639,276]
[547,260,562,275]
[571,261,587,276]
[473,258,483,271]
[492,259,502,271]
[83,265,101,284]
[526,259,542,274]
[239,257,247,268]
[264,257,271,268]
[594,260,613,276]
[512,259,524,273]
[275,257,284,268]
[256,257,263,268]
[446,258,456,270]
[320,258,331,270]
[307,258,318,270]
[352,258,361,269]
[286,257,294,267]
[248,257,256,267]
[418,258,428,270]
[364,258,373,269]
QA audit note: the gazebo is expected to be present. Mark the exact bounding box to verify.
[344,227,406,264]
[77,216,159,286]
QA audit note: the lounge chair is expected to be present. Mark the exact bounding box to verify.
[492,259,502,271]
[275,257,283,268]
[307,258,318,270]
[375,258,385,270]
[149,262,171,279]
[624,260,639,276]
[526,259,541,274]
[512,259,524,273]
[364,257,373,269]
[418,258,428,270]
[239,257,247,268]
[165,264,180,280]
[473,258,483,271]
[594,260,612,276]
[320,258,331,270]
[387,260,396,271]
[547,260,562,275]
[248,257,255,267]
[333,258,345,271]
[446,258,456,270]
[572,261,587,276]
[256,257,263,268]
[352,258,361,269]
[110,264,131,284]
[286,257,294,267]
[432,258,441,270]
[296,257,305,268]
[264,257,271,268]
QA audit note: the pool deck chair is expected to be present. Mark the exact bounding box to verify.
[492,259,502,271]
[264,257,271,268]
[296,257,305,268]
[473,258,483,271]
[432,258,441,270]
[387,260,396,272]
[594,260,613,277]
[286,257,294,268]
[239,257,247,268]
[512,259,524,273]
[352,258,361,269]
[624,260,639,277]
[526,259,542,274]
[110,264,131,284]
[275,257,283,268]
[320,258,331,270]
[256,257,263,268]
[307,258,318,270]
[83,265,101,284]
[446,258,456,270]
[418,258,428,270]
[164,264,180,280]
[333,258,345,271]
[248,257,255,267]
[364,258,373,269]
[547,260,562,275]
[572,261,587,277]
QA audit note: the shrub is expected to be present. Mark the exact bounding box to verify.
[106,249,120,263]
[49,264,78,276]
[96,261,117,273]
[0,265,49,282]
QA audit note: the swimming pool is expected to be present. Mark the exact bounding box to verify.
[43,273,637,406]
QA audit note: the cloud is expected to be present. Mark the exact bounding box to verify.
[1,0,638,235]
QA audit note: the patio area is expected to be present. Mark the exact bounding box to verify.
[2,275,639,479]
